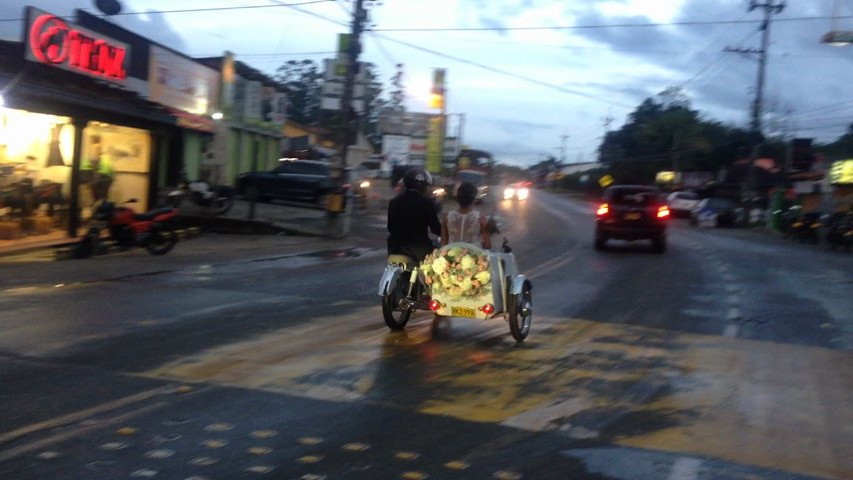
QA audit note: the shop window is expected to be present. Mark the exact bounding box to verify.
[79,122,151,219]
[0,108,74,245]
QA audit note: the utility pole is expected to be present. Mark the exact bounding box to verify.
[725,0,785,214]
[327,0,368,238]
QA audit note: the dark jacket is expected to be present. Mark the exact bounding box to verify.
[387,190,441,262]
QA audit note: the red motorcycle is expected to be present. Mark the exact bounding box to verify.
[76,199,178,258]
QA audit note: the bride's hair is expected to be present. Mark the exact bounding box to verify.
[457,182,477,207]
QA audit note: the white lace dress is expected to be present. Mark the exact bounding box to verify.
[445,209,483,246]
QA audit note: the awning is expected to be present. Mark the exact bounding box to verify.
[168,107,215,133]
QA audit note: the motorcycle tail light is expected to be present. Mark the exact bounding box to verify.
[596,203,609,216]
[481,303,495,315]
[657,206,670,218]
[429,299,441,311]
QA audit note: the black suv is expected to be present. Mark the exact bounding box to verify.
[594,185,670,253]
[236,160,332,204]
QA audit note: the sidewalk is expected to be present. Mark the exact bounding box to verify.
[0,232,380,289]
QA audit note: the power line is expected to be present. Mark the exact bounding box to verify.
[369,15,853,33]
[0,0,337,22]
[371,33,634,108]
[680,28,759,88]
[190,51,336,58]
[367,32,399,69]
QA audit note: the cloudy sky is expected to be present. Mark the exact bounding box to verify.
[2,0,851,166]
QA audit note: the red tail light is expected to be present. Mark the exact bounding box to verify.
[429,299,441,311]
[596,203,609,216]
[481,303,495,315]
[657,206,670,218]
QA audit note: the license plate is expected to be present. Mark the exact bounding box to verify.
[451,306,476,318]
[625,212,641,220]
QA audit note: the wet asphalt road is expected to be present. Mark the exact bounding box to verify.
[0,190,851,479]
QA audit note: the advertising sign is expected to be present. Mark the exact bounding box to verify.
[148,45,219,115]
[24,7,129,84]
[426,116,443,173]
[243,80,262,122]
[830,159,853,185]
[321,58,366,113]
[382,135,410,166]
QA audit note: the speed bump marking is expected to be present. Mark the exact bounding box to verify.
[342,442,370,452]
[494,471,522,480]
[401,472,428,480]
[189,457,218,466]
[203,423,233,432]
[201,439,227,449]
[444,460,469,470]
[395,451,421,460]
[115,427,137,436]
[251,430,278,439]
[246,465,275,474]
[298,437,323,445]
[144,449,174,460]
[296,455,324,464]
[247,446,272,455]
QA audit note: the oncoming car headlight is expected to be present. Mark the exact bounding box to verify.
[433,187,446,196]
[503,187,515,200]
[517,187,529,200]
[359,180,370,189]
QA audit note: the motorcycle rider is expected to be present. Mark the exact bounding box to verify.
[387,167,441,263]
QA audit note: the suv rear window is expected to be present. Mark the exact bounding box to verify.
[457,171,486,186]
[608,188,660,206]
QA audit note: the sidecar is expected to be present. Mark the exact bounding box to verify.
[425,243,532,342]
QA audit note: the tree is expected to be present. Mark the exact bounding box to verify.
[597,87,752,184]
[387,63,406,114]
[275,59,322,125]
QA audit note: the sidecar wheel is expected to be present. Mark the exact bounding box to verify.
[508,280,532,342]
[382,276,412,330]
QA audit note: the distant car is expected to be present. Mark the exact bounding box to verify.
[595,185,670,253]
[503,181,531,200]
[236,160,332,205]
[454,170,489,202]
[666,191,700,217]
[690,198,739,227]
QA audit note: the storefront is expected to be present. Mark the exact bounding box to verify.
[0,8,175,249]
[198,54,286,185]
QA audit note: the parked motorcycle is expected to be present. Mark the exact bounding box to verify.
[825,211,853,251]
[787,210,822,244]
[168,180,234,215]
[76,199,178,258]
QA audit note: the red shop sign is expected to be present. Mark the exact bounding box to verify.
[24,7,129,83]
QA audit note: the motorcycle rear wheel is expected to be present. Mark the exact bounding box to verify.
[145,226,177,255]
[382,275,413,330]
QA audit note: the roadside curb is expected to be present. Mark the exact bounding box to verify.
[52,227,204,261]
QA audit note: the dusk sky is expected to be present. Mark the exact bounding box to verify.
[2,0,852,166]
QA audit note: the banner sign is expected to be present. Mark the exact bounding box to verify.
[24,7,129,84]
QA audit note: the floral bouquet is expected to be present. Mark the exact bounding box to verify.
[421,243,492,299]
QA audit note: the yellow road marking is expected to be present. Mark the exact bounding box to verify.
[147,308,853,480]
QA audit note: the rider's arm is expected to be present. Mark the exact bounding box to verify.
[441,216,449,246]
[427,200,442,237]
[479,215,492,250]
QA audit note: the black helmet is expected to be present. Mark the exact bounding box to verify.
[403,167,432,191]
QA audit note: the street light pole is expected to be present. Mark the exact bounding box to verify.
[327,0,367,238]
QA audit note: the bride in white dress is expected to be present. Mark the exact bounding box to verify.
[441,182,492,249]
